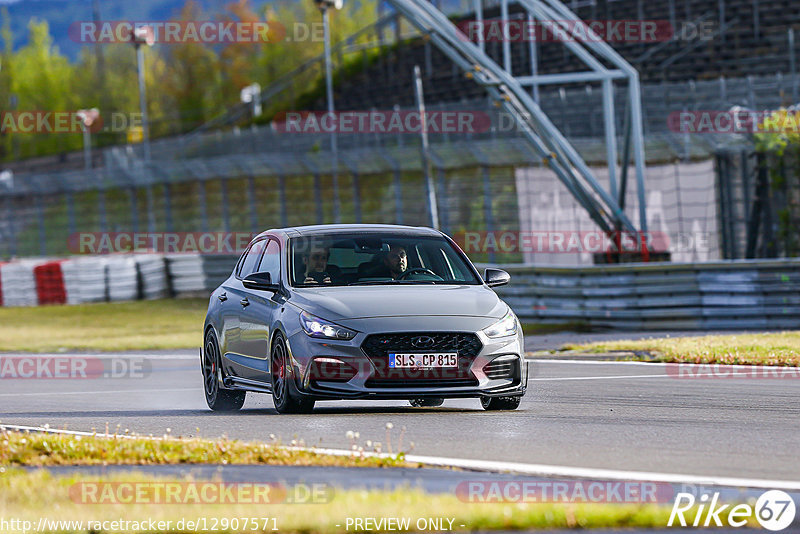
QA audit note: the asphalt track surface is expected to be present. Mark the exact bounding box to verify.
[2,349,799,483]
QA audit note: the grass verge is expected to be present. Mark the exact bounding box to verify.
[564,331,800,366]
[0,469,755,532]
[0,430,408,468]
[0,299,207,352]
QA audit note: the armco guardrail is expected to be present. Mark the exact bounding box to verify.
[483,259,800,330]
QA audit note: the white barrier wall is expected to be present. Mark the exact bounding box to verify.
[515,159,720,265]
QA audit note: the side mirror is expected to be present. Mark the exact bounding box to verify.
[242,272,280,292]
[484,268,510,287]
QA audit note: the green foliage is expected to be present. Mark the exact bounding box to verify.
[753,108,800,156]
[753,109,800,256]
[0,0,379,161]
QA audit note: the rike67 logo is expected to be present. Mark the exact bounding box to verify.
[669,490,796,531]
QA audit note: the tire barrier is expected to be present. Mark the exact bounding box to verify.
[164,254,238,295]
[483,259,800,330]
[0,253,223,307]
[0,260,39,307]
[33,261,67,305]
[105,256,140,302]
[136,255,169,300]
[165,254,206,294]
[62,257,108,304]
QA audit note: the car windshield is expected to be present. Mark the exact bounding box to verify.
[289,232,481,287]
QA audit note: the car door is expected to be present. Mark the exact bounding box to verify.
[237,239,284,384]
[221,238,267,379]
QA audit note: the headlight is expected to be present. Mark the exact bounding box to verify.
[300,311,356,340]
[482,309,518,338]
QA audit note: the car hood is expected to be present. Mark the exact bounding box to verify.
[289,284,508,322]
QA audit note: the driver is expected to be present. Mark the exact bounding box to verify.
[303,244,333,284]
[383,245,408,279]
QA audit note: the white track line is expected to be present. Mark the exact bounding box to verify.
[0,353,199,360]
[529,373,677,382]
[0,388,197,397]
[532,359,800,370]
[3,423,799,491]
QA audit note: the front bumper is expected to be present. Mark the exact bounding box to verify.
[284,326,528,400]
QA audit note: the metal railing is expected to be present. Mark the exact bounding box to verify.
[486,258,800,329]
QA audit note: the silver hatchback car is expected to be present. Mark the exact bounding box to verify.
[202,224,527,413]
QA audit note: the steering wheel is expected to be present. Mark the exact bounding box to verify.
[396,268,439,280]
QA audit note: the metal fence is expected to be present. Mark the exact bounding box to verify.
[1,68,798,263]
[715,148,800,260]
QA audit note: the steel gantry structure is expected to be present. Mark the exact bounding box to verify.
[384,0,649,239]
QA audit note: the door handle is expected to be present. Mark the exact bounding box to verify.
[240,298,250,307]
[218,292,227,302]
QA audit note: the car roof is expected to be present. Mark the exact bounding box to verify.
[261,224,444,239]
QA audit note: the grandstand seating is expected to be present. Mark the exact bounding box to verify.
[308,0,800,111]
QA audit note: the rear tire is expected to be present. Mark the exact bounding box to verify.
[271,333,315,414]
[409,398,444,407]
[203,330,246,411]
[480,396,521,411]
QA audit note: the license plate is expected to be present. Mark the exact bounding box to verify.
[388,353,458,368]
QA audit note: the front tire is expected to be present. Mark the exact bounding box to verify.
[480,396,521,411]
[271,333,315,414]
[203,330,246,411]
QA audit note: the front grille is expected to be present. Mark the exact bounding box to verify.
[361,332,482,385]
[484,357,519,380]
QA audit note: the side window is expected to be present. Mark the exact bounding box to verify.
[238,240,266,278]
[258,240,281,283]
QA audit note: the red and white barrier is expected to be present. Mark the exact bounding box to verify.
[0,252,235,307]
[33,260,68,305]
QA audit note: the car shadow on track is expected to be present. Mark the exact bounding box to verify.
[242,406,481,416]
[0,406,482,419]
